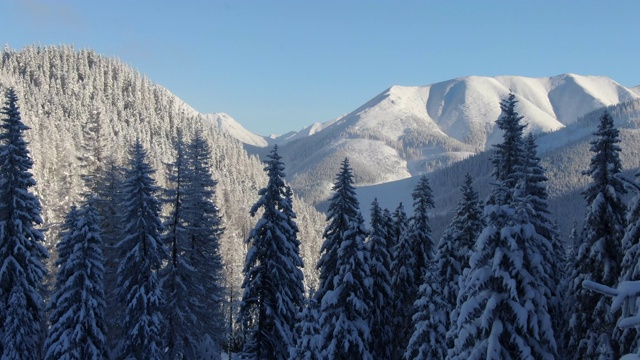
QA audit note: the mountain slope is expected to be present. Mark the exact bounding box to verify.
[0,45,325,296]
[356,97,640,240]
[204,112,269,147]
[267,74,639,204]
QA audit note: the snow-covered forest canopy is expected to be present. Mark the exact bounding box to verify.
[3,45,640,359]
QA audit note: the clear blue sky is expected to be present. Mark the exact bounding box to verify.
[3,1,640,136]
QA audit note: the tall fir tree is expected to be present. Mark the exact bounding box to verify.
[315,157,363,303]
[114,140,168,360]
[566,110,626,359]
[408,176,436,279]
[449,94,556,359]
[517,133,566,354]
[93,157,126,349]
[390,203,408,258]
[291,295,322,360]
[0,88,48,359]
[239,146,305,360]
[404,263,447,360]
[367,199,394,359]
[162,134,202,359]
[618,170,640,354]
[381,207,396,254]
[183,131,226,348]
[449,186,556,359]
[315,158,373,359]
[491,92,526,192]
[437,174,484,348]
[44,201,108,360]
[391,176,435,359]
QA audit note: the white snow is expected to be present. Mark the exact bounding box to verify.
[204,112,270,147]
[212,74,639,152]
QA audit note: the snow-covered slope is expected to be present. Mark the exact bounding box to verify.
[266,74,639,204]
[203,112,269,147]
[357,97,640,240]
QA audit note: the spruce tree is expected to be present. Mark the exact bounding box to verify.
[391,176,435,358]
[566,110,626,359]
[114,140,167,359]
[491,92,526,191]
[239,146,305,360]
[618,170,640,354]
[390,203,408,256]
[162,135,201,359]
[449,186,556,359]
[367,199,394,359]
[93,157,126,349]
[449,94,556,359]
[292,296,322,360]
[183,131,226,348]
[44,201,108,360]
[517,133,565,353]
[161,132,226,357]
[0,88,48,358]
[381,207,396,255]
[404,264,447,360]
[437,174,484,347]
[315,158,363,303]
[316,158,373,359]
[408,176,436,279]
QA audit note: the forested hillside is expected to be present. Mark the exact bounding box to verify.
[0,44,324,302]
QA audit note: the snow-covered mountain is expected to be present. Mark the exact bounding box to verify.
[253,74,639,204]
[203,112,270,147]
[357,97,640,239]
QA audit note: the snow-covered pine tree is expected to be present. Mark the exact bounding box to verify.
[239,145,305,360]
[114,140,168,360]
[618,170,640,354]
[316,158,373,359]
[566,110,627,359]
[391,176,435,359]
[367,198,394,359]
[449,185,556,359]
[381,207,395,249]
[517,133,566,354]
[449,94,556,359]
[437,174,484,348]
[183,131,226,350]
[404,263,447,360]
[162,134,202,359]
[44,200,108,360]
[408,176,436,281]
[315,157,364,304]
[0,88,48,358]
[92,156,126,349]
[390,203,408,257]
[491,92,526,191]
[291,295,322,360]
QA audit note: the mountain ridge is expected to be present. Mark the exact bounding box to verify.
[247,74,639,204]
[215,73,638,147]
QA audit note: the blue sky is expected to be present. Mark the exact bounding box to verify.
[3,1,640,136]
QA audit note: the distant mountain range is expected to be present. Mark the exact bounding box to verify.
[210,74,639,204]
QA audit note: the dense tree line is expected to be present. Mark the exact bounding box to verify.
[0,45,326,330]
[278,93,640,360]
[0,89,229,358]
